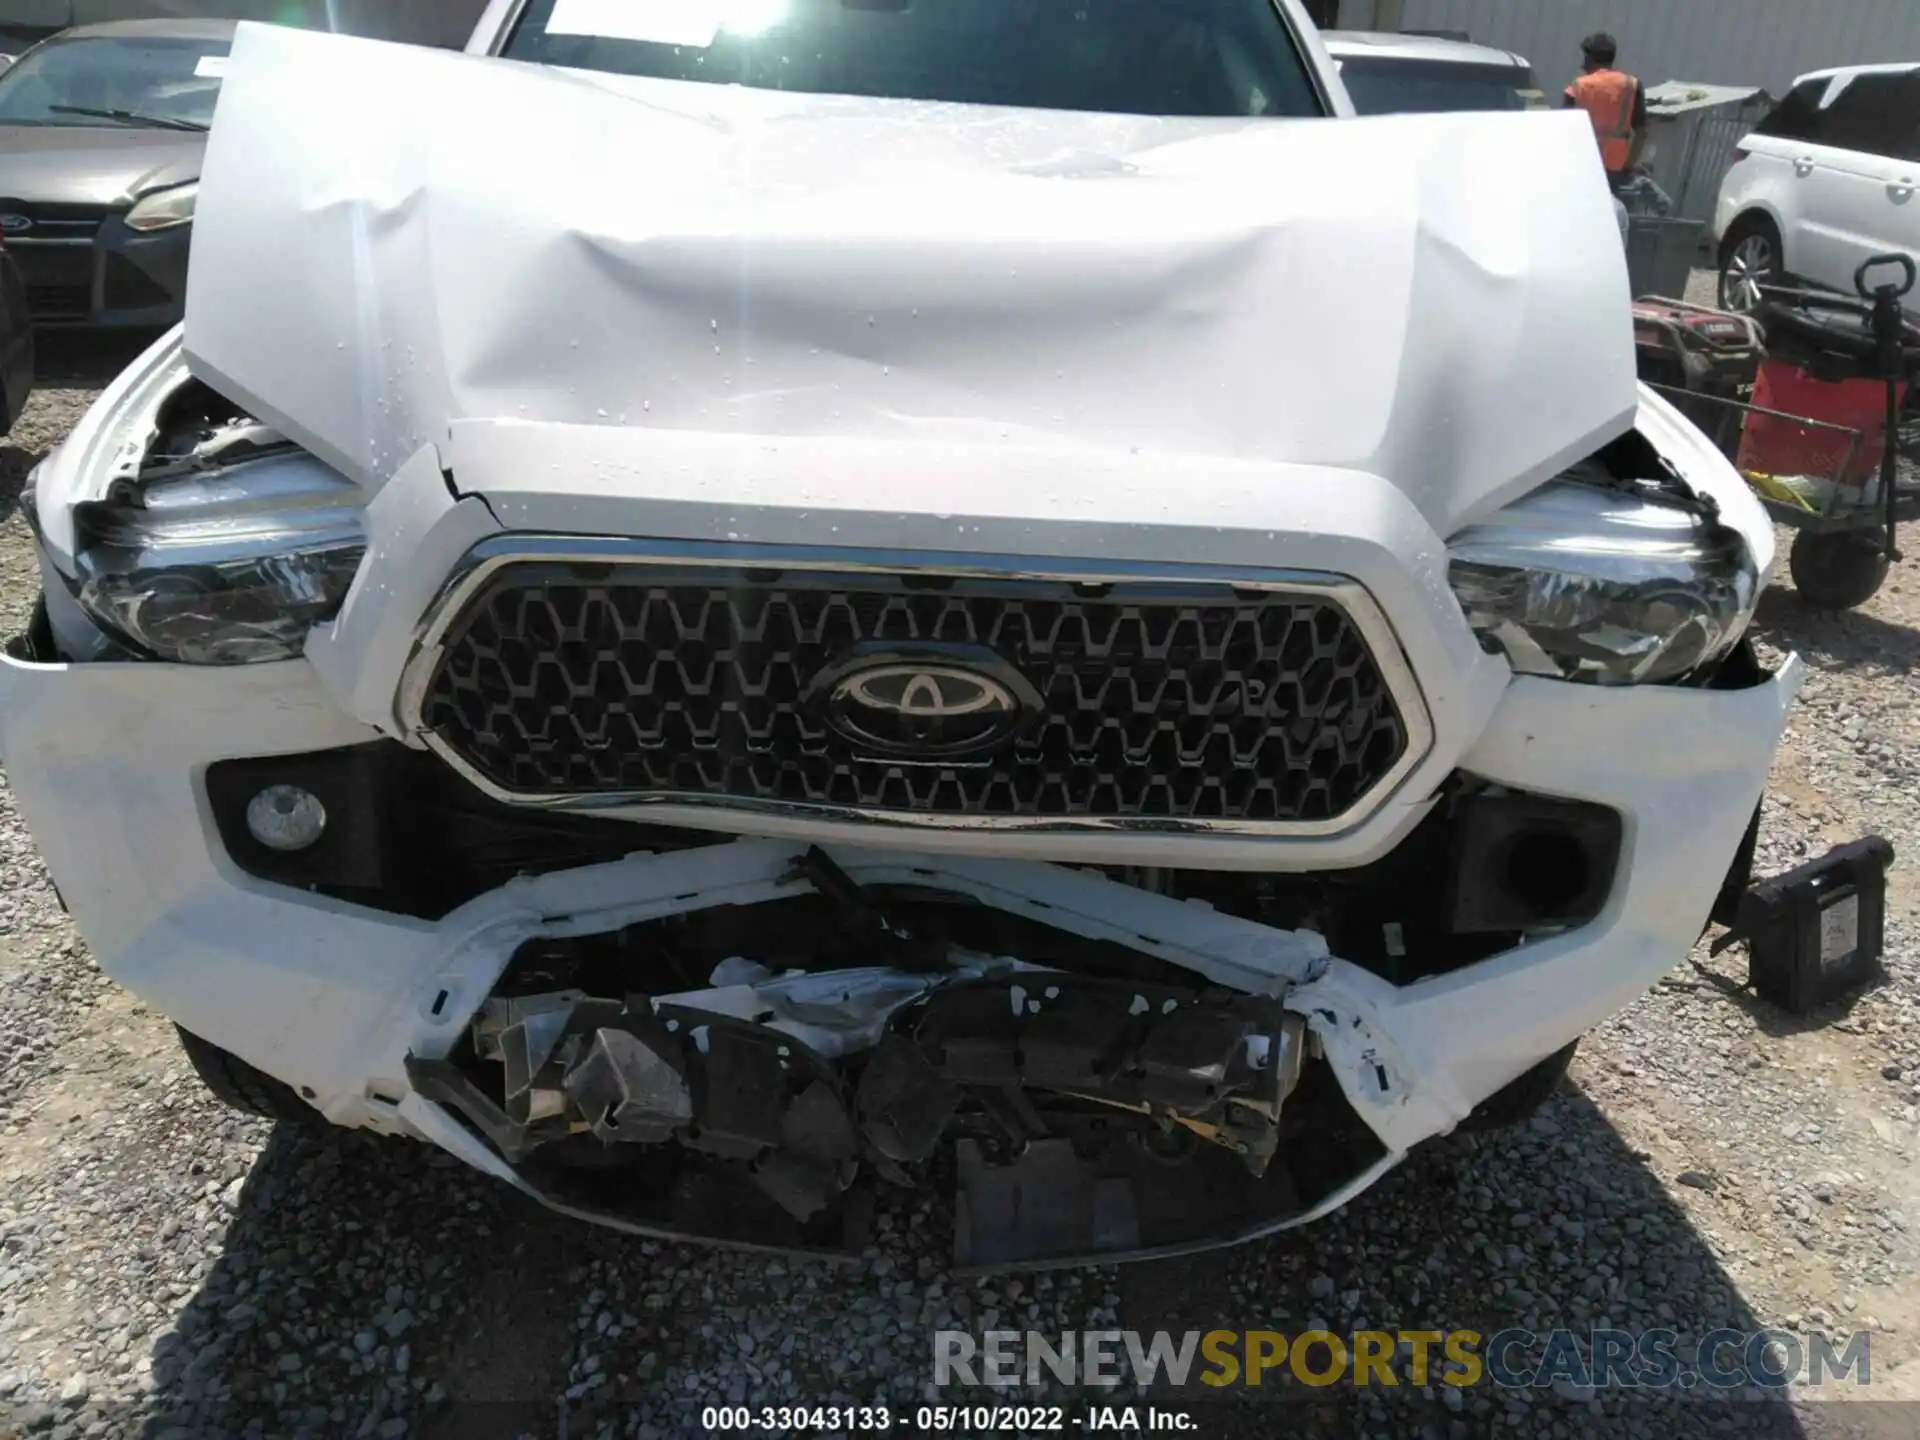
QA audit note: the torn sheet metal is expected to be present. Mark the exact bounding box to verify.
[650,952,1030,1058]
[187,24,1636,535]
[1285,961,1473,1151]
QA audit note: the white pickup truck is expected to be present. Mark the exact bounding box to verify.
[0,0,1795,1268]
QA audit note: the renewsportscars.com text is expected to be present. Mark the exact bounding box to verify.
[933,1328,1871,1392]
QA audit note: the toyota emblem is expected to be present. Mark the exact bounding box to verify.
[817,651,1035,758]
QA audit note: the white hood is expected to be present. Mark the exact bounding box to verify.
[184,23,1638,535]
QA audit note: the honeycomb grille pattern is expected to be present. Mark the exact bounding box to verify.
[418,565,1410,824]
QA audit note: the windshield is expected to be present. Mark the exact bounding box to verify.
[500,0,1324,119]
[1338,57,1533,114]
[0,35,228,129]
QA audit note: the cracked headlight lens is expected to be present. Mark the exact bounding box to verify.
[70,462,365,665]
[1447,471,1759,686]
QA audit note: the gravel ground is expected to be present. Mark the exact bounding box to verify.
[4,304,1920,1440]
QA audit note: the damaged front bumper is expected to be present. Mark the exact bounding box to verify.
[0,629,1800,1268]
[415,914,1318,1269]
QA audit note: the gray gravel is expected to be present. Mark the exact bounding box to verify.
[0,351,110,1125]
[4,313,1920,1440]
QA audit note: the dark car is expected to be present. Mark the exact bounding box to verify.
[0,237,31,432]
[0,18,231,328]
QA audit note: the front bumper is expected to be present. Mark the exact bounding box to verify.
[6,373,1798,1262]
[0,621,1800,1262]
[7,216,188,329]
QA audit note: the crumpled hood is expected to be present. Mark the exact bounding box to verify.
[184,23,1637,536]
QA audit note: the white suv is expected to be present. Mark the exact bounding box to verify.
[0,3,1795,1269]
[1716,62,1920,311]
[1319,29,1546,114]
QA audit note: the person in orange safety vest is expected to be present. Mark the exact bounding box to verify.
[1563,31,1647,194]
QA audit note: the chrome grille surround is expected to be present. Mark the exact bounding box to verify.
[398,537,1434,837]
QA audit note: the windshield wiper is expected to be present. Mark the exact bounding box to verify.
[47,104,207,133]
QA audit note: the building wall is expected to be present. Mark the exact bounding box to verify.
[1337,0,1920,96]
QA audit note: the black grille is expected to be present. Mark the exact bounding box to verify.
[0,200,110,241]
[22,282,88,319]
[418,564,1411,825]
[10,244,93,320]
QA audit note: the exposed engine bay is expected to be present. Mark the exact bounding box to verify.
[407,849,1385,1269]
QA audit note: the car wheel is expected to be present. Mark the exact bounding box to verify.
[1719,216,1782,313]
[1789,530,1890,610]
[175,1025,322,1124]
[1458,1040,1579,1132]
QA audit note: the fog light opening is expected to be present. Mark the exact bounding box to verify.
[1498,826,1594,921]
[246,784,327,852]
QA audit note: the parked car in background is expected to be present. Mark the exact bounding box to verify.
[0,237,32,433]
[1321,30,1546,114]
[1,0,489,54]
[1715,63,1920,312]
[0,18,230,327]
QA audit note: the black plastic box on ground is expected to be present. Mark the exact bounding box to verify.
[1721,837,1895,1014]
[1626,216,1706,302]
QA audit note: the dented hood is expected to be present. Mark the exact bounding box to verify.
[184,24,1638,535]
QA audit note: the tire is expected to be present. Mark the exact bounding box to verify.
[1789,529,1889,610]
[1459,1040,1578,1133]
[175,1025,321,1125]
[1718,215,1783,314]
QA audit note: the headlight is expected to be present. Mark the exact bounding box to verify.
[69,461,365,665]
[1447,468,1759,685]
[125,180,197,232]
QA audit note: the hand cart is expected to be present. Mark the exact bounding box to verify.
[1635,253,1920,610]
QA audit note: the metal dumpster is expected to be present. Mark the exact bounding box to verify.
[1640,82,1775,231]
